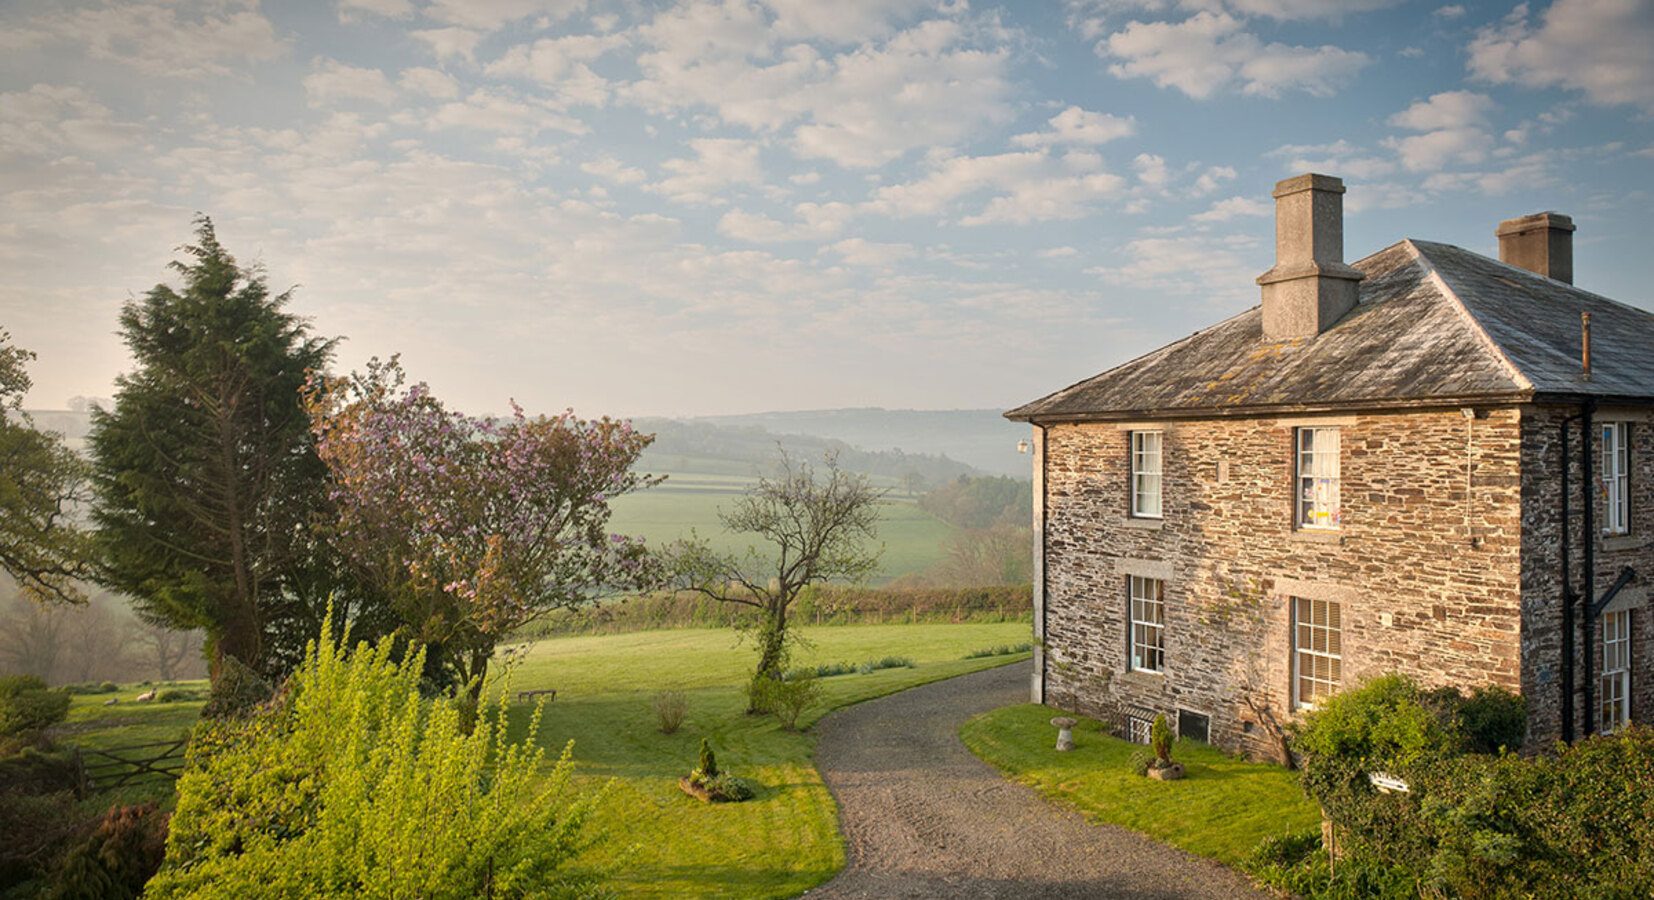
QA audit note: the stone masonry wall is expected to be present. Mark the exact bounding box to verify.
[1041,408,1525,759]
[1520,404,1654,743]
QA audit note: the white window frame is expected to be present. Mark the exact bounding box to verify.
[1292,596,1342,709]
[1131,431,1163,519]
[1601,609,1631,733]
[1603,422,1630,536]
[1296,427,1341,531]
[1127,715,1153,746]
[1129,575,1165,674]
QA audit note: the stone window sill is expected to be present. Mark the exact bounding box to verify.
[1289,530,1344,545]
[1122,516,1164,530]
[1117,670,1166,691]
[1603,534,1644,553]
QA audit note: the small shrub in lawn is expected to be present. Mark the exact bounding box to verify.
[701,775,757,802]
[750,671,821,731]
[653,689,689,734]
[961,642,1032,659]
[695,737,718,780]
[682,741,757,803]
[791,661,858,679]
[856,655,915,675]
[0,675,71,737]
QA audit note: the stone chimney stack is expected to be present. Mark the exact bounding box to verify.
[1496,212,1574,284]
[1257,173,1365,341]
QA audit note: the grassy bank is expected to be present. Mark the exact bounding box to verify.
[500,623,1034,899]
[959,705,1319,867]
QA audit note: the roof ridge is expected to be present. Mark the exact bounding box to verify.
[1408,239,1535,393]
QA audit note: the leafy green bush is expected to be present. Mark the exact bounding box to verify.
[145,623,605,899]
[749,671,821,731]
[699,774,757,802]
[0,790,83,894]
[0,747,80,795]
[695,738,718,781]
[0,676,71,737]
[155,689,203,704]
[1288,673,1652,900]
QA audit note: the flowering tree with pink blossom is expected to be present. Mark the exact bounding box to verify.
[305,357,658,701]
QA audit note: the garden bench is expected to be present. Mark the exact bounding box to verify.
[517,688,557,703]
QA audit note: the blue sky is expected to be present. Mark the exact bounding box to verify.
[2,0,1650,419]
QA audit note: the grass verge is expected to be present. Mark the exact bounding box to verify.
[958,704,1319,867]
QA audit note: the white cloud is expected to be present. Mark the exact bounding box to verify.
[485,33,627,106]
[400,67,461,99]
[1011,106,1136,148]
[1133,153,1171,188]
[1434,4,1466,19]
[1267,139,1396,179]
[647,138,766,205]
[1192,165,1237,195]
[338,0,414,19]
[867,150,1126,225]
[764,0,932,42]
[1099,11,1369,99]
[22,1,288,78]
[304,60,398,106]
[425,89,586,135]
[718,201,853,242]
[1468,0,1654,112]
[425,0,589,31]
[1086,234,1262,303]
[1192,195,1270,222]
[0,84,144,157]
[1226,0,1406,19]
[1384,91,1495,172]
[829,237,916,266]
[413,27,483,62]
[1037,245,1079,258]
[625,9,1015,169]
[581,156,647,184]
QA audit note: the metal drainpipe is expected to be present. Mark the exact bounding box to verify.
[1582,399,1598,736]
[1037,422,1050,707]
[1560,414,1577,743]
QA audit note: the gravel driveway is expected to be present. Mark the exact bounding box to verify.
[802,660,1272,899]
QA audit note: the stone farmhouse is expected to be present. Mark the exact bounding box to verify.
[1006,173,1653,760]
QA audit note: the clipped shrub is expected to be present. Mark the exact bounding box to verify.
[44,803,169,900]
[0,676,71,737]
[750,671,821,731]
[198,656,271,720]
[695,738,718,781]
[1150,713,1174,765]
[156,689,203,704]
[653,689,688,734]
[146,621,604,899]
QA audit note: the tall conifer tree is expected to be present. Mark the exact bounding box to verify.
[89,218,337,679]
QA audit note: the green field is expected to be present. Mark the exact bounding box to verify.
[608,475,955,582]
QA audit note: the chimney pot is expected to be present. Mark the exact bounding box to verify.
[1496,212,1574,284]
[1257,173,1365,340]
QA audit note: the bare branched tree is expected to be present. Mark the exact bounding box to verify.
[669,451,882,709]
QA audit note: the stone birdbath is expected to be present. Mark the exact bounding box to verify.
[1051,716,1076,751]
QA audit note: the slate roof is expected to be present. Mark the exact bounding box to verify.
[1006,239,1654,423]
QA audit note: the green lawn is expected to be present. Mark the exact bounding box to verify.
[53,683,207,808]
[959,705,1320,866]
[607,486,956,583]
[496,623,1033,899]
